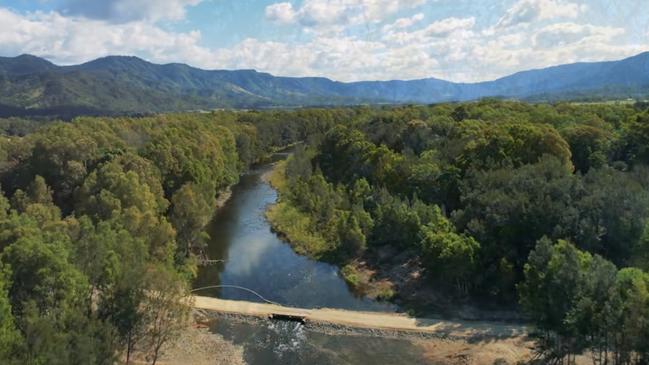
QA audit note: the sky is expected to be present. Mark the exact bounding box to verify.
[0,0,648,82]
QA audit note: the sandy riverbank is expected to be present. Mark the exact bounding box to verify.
[128,310,245,365]
[215,187,233,210]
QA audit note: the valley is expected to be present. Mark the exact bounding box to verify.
[1,52,649,117]
[2,100,649,365]
[2,1,649,364]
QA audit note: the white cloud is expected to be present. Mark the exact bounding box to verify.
[497,0,585,28]
[265,2,296,24]
[58,0,202,23]
[382,12,424,32]
[424,16,476,36]
[469,22,633,80]
[0,8,205,64]
[210,36,440,81]
[265,0,426,28]
[533,22,624,48]
[0,2,647,84]
[382,16,475,44]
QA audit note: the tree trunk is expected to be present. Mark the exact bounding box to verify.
[126,333,133,365]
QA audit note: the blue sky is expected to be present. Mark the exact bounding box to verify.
[0,0,647,81]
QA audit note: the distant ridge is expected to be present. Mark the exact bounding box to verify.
[0,52,648,117]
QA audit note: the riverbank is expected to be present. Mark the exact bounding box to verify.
[263,159,523,321]
[263,161,334,258]
[129,297,578,365]
[215,187,233,210]
[193,296,543,365]
[262,160,425,303]
[128,310,245,365]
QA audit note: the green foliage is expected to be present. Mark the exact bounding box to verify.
[264,101,649,364]
[266,202,332,258]
[0,269,20,362]
[562,124,612,173]
[142,119,238,195]
[453,156,580,296]
[170,183,215,263]
[519,239,649,364]
[419,223,479,291]
[620,111,649,165]
[1,101,649,363]
[0,108,325,363]
[575,167,649,264]
[519,239,592,335]
[452,120,573,171]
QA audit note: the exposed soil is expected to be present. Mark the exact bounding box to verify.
[416,336,536,365]
[345,246,524,322]
[214,187,233,210]
[416,337,593,365]
[128,310,246,365]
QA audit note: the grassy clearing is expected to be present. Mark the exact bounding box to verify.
[266,160,288,192]
[265,202,332,258]
[341,262,395,300]
[265,159,333,259]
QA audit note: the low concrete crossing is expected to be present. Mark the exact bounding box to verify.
[192,296,526,339]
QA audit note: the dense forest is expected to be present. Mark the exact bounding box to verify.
[0,109,339,364]
[2,101,649,364]
[266,100,649,364]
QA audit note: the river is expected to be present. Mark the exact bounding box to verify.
[193,153,433,364]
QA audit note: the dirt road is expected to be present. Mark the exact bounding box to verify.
[192,296,526,341]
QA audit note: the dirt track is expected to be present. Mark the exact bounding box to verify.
[192,296,527,341]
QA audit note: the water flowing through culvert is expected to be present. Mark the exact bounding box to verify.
[193,152,433,364]
[210,317,434,365]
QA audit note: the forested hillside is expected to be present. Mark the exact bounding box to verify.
[0,109,340,364]
[267,100,649,364]
[1,52,648,117]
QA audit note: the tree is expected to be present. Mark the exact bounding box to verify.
[419,222,479,293]
[140,265,192,365]
[611,268,649,363]
[564,255,618,364]
[574,167,649,264]
[142,120,238,196]
[619,111,649,165]
[0,268,20,363]
[74,158,176,261]
[1,232,116,364]
[11,175,55,212]
[336,206,373,258]
[369,190,425,248]
[1,235,87,318]
[562,125,612,173]
[453,156,581,295]
[24,121,117,210]
[75,160,163,222]
[170,182,214,262]
[518,238,593,362]
[451,120,573,172]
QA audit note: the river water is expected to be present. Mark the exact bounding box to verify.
[194,153,432,364]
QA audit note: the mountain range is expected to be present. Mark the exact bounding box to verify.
[1,52,648,117]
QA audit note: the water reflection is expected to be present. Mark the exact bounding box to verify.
[194,155,393,311]
[194,153,435,364]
